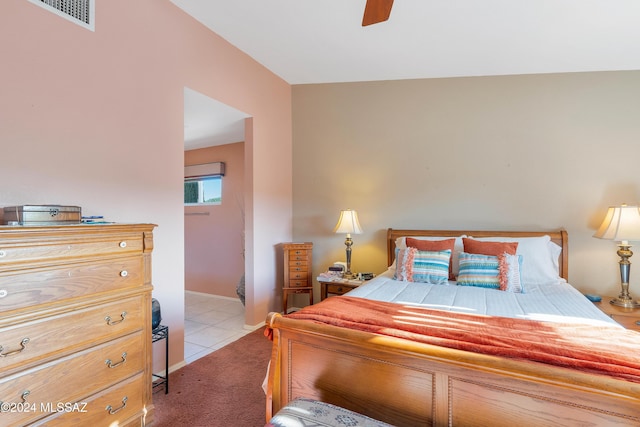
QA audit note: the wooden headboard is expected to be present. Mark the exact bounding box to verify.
[387,228,569,281]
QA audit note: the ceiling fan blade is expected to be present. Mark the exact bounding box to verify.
[362,0,394,26]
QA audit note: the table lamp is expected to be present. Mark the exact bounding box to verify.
[593,204,640,308]
[334,209,363,279]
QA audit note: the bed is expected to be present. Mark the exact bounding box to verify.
[265,229,640,426]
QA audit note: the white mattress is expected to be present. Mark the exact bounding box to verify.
[345,269,620,327]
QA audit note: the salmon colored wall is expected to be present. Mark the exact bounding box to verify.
[184,142,245,298]
[0,0,292,373]
[167,7,294,329]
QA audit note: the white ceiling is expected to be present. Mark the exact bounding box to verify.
[172,0,640,85]
[177,0,640,149]
[183,87,248,151]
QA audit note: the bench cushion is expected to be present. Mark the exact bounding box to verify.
[267,398,393,427]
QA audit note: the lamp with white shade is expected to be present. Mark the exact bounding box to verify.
[334,209,363,279]
[593,204,640,308]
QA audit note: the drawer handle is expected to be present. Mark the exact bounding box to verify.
[0,391,32,411]
[0,289,7,298]
[120,270,128,277]
[0,338,30,358]
[636,320,640,326]
[105,312,127,326]
[105,352,127,369]
[106,396,128,415]
[119,241,127,248]
[0,250,5,258]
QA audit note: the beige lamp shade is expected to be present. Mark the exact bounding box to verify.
[594,204,640,243]
[334,209,363,235]
[593,204,640,308]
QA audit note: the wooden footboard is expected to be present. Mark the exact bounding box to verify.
[266,312,640,427]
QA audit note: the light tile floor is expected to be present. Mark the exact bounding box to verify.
[184,291,252,364]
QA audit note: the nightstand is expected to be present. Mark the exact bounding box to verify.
[318,277,366,300]
[594,297,640,332]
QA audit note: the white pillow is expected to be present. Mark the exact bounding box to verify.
[469,235,562,285]
[394,235,467,276]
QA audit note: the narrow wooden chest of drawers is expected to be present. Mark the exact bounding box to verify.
[282,243,313,314]
[0,223,155,427]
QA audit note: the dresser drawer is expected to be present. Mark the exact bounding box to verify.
[288,251,309,262]
[0,233,144,269]
[289,263,309,273]
[288,271,309,281]
[286,288,312,295]
[0,256,143,313]
[30,372,146,427]
[288,280,310,288]
[0,332,144,427]
[326,283,353,295]
[610,314,640,331]
[288,259,309,269]
[0,296,145,375]
[594,298,640,332]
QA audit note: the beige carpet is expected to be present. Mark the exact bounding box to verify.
[151,326,272,427]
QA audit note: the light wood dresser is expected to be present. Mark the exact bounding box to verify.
[282,243,313,314]
[0,223,156,426]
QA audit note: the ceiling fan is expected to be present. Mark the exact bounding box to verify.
[362,0,394,26]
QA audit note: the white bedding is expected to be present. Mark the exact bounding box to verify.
[345,269,620,327]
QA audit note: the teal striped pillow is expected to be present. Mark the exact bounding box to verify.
[457,252,524,292]
[457,252,502,289]
[395,247,451,284]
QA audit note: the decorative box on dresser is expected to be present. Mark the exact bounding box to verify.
[0,223,156,427]
[282,243,313,314]
[595,297,640,332]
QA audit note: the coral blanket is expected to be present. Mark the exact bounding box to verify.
[281,296,640,383]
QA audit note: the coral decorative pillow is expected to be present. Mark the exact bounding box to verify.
[406,237,456,280]
[395,248,451,285]
[463,238,518,257]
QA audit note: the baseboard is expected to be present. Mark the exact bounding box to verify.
[169,360,187,374]
[244,322,265,331]
[185,289,239,302]
[284,306,304,315]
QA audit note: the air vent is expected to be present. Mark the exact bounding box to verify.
[29,0,94,31]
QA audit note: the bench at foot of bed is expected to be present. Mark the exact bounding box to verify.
[266,398,393,427]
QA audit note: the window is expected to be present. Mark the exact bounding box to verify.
[184,177,222,205]
[184,162,225,206]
